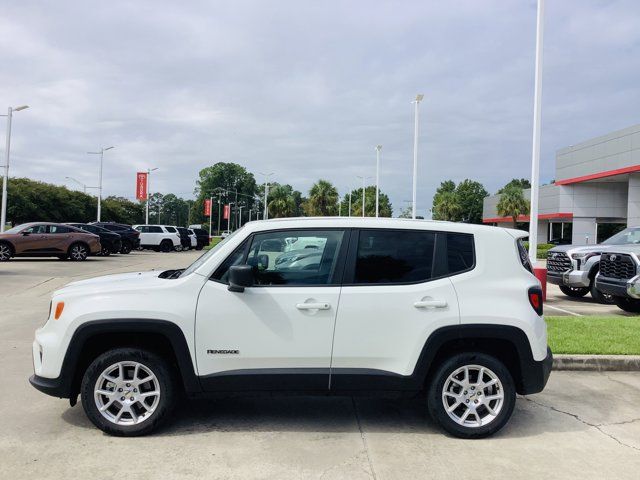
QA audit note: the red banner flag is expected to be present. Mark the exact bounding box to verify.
[204,199,212,216]
[136,172,148,200]
[223,204,230,220]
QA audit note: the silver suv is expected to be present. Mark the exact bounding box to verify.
[546,227,640,303]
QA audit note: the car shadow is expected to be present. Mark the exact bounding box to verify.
[60,394,589,438]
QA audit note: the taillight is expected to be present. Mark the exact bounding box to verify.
[528,286,543,316]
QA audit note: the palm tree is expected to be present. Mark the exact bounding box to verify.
[432,190,462,221]
[307,180,338,216]
[267,185,296,218]
[496,185,530,224]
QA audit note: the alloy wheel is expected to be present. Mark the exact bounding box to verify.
[94,361,161,426]
[0,244,11,261]
[441,364,504,428]
[70,244,88,261]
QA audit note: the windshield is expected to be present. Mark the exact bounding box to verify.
[3,224,29,234]
[179,228,244,277]
[601,227,640,245]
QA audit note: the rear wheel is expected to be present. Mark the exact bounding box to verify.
[160,240,173,253]
[101,246,111,257]
[81,348,176,436]
[68,243,89,261]
[590,280,614,304]
[559,285,589,298]
[427,352,516,439]
[614,297,640,313]
[0,242,12,261]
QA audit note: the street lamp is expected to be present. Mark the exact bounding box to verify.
[375,145,382,217]
[356,175,373,218]
[411,94,424,219]
[145,167,158,224]
[65,176,98,194]
[0,105,29,233]
[528,0,545,264]
[259,172,274,220]
[87,146,114,222]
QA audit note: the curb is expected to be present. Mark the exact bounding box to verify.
[553,354,640,371]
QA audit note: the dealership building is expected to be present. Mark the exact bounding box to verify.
[483,124,640,245]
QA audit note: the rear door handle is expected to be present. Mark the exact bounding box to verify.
[296,302,331,310]
[414,299,447,309]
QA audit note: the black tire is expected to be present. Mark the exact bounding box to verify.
[81,348,176,437]
[0,241,13,261]
[590,280,615,304]
[195,245,204,251]
[68,242,89,261]
[427,352,516,439]
[160,240,173,253]
[120,241,132,255]
[559,285,589,298]
[613,297,640,313]
[101,247,111,257]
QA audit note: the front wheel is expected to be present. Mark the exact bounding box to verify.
[120,241,132,254]
[81,348,176,436]
[559,285,589,298]
[427,352,516,439]
[614,297,640,313]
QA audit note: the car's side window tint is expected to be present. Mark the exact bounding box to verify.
[211,241,248,283]
[245,230,345,286]
[354,230,436,284]
[50,226,70,234]
[149,226,162,233]
[446,233,475,275]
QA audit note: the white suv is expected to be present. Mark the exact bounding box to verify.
[133,225,181,252]
[30,218,551,438]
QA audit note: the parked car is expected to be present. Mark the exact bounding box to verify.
[191,228,210,250]
[594,246,640,313]
[0,222,101,261]
[546,226,640,304]
[132,225,181,252]
[91,222,141,254]
[220,230,232,239]
[29,218,551,438]
[67,223,122,256]
[186,229,198,249]
[175,227,192,251]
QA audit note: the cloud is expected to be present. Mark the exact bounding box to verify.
[1,0,639,215]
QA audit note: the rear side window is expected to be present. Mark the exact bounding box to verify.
[49,225,71,234]
[165,227,177,233]
[517,239,533,273]
[149,226,163,233]
[354,230,436,284]
[446,233,474,274]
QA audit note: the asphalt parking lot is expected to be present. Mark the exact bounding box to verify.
[546,282,633,317]
[2,252,640,479]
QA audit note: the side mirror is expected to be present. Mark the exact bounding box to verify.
[22,231,30,236]
[228,265,254,292]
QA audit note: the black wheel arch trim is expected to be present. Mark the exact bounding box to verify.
[30,319,201,399]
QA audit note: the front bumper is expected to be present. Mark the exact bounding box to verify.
[519,347,553,395]
[596,275,640,299]
[547,269,590,288]
[29,374,69,398]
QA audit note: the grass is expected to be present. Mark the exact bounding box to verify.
[203,237,223,250]
[546,316,640,355]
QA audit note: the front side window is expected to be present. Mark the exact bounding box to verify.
[149,226,163,233]
[355,229,436,284]
[22,224,47,234]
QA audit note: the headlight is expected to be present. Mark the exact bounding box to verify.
[571,252,598,260]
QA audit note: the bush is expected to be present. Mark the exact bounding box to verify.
[523,242,554,260]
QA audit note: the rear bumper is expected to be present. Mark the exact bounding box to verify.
[519,347,553,395]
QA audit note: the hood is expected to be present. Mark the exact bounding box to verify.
[54,270,165,296]
[548,244,614,254]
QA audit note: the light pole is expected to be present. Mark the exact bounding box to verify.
[238,204,245,227]
[411,94,424,219]
[1,105,29,232]
[259,172,274,220]
[65,176,98,194]
[87,146,114,222]
[356,175,372,217]
[348,190,352,217]
[529,0,545,264]
[145,167,158,224]
[375,145,382,217]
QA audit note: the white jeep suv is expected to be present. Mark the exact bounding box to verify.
[30,218,552,438]
[133,225,181,252]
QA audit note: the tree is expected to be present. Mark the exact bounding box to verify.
[455,179,488,223]
[398,205,413,218]
[339,186,392,217]
[306,180,339,216]
[432,191,462,221]
[498,178,531,194]
[496,185,530,224]
[267,185,296,218]
[191,162,258,229]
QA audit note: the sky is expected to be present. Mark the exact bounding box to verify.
[2,0,640,217]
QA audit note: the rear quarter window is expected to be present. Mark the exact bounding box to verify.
[446,233,475,275]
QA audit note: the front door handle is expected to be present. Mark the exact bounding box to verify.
[414,299,447,309]
[296,302,331,310]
